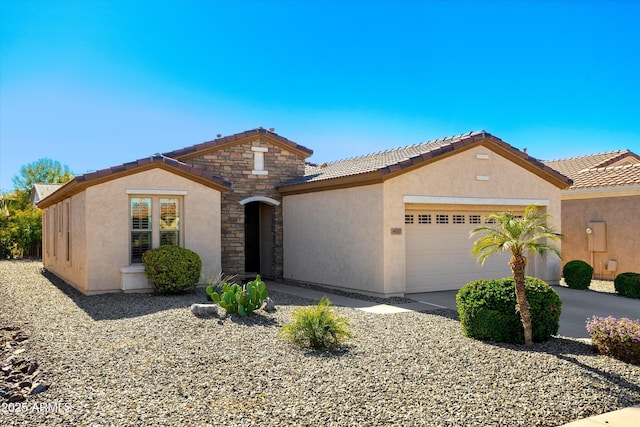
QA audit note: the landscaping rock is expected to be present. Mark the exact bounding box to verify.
[1,260,640,427]
[190,303,219,318]
[262,296,276,312]
[0,325,47,404]
[29,382,48,395]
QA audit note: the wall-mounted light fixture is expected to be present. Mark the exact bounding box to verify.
[586,227,593,235]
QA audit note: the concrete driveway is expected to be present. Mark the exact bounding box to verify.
[408,286,640,338]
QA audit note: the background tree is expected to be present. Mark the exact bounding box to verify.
[470,205,562,347]
[2,159,74,258]
[0,192,13,258]
[12,158,74,208]
[12,158,74,191]
[7,205,42,257]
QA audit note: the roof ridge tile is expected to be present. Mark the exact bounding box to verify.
[545,149,629,163]
[582,162,640,173]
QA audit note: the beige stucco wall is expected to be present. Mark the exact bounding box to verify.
[43,168,222,294]
[42,192,88,292]
[561,194,640,278]
[282,184,386,294]
[283,143,563,296]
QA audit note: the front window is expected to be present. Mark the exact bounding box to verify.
[130,196,182,263]
[159,198,179,246]
[131,198,152,263]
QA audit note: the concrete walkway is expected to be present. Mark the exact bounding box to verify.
[267,282,640,427]
[559,406,640,427]
[267,282,433,314]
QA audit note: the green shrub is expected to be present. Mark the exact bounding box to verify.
[562,260,593,290]
[279,296,353,351]
[207,275,267,316]
[456,277,562,344]
[614,272,640,299]
[142,245,202,294]
[586,316,640,365]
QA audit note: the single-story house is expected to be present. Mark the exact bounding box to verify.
[38,128,571,296]
[544,150,640,279]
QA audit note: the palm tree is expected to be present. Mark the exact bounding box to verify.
[470,205,562,347]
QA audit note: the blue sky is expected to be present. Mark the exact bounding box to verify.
[1,0,639,192]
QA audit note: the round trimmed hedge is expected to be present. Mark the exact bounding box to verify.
[614,272,640,299]
[562,260,593,290]
[456,277,562,344]
[142,245,202,295]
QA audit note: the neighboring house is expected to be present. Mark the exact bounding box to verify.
[30,183,64,205]
[38,128,571,296]
[544,150,640,279]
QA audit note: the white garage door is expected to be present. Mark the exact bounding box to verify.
[405,209,516,293]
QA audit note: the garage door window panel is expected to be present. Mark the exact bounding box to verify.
[436,214,449,224]
[453,215,465,224]
[418,214,431,224]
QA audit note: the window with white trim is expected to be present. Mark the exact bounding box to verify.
[130,196,182,263]
[159,198,180,246]
[131,198,152,263]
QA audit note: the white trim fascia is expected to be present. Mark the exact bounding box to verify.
[403,195,549,206]
[239,196,281,206]
[126,189,188,195]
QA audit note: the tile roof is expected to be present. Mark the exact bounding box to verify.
[163,127,313,159]
[74,154,230,188]
[543,150,640,190]
[543,150,639,180]
[37,154,231,208]
[284,131,482,185]
[280,130,570,188]
[566,163,640,189]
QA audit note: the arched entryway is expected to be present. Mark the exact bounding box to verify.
[240,197,280,278]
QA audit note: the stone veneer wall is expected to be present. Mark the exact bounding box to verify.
[183,137,307,278]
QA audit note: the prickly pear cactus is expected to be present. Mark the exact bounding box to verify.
[206,275,268,316]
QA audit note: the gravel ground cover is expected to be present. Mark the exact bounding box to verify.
[1,260,639,427]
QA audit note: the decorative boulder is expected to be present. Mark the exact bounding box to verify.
[262,297,276,312]
[190,303,219,318]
